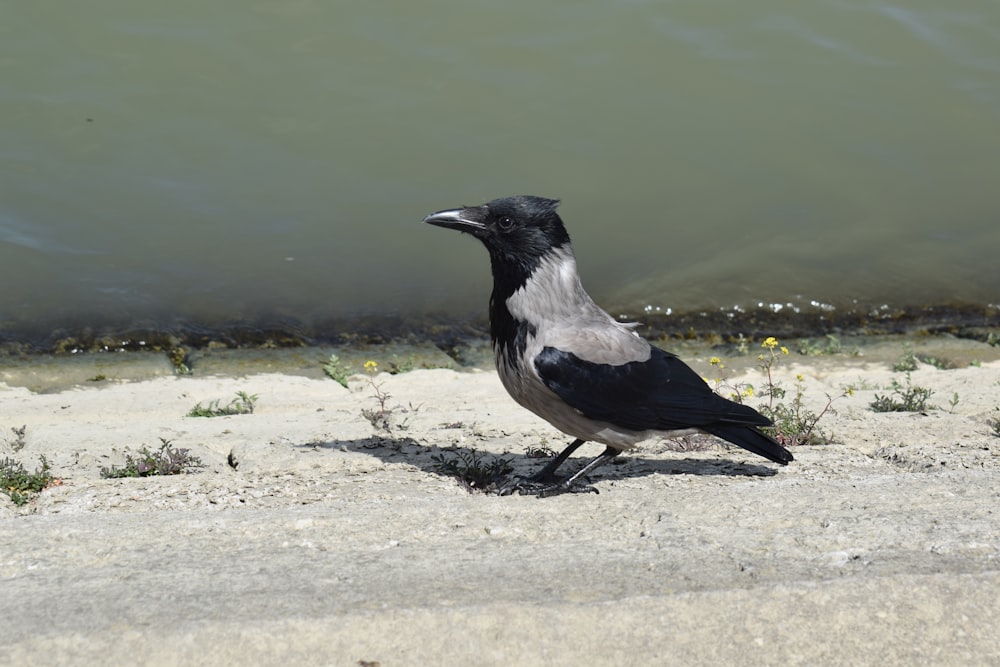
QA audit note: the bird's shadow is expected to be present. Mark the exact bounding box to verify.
[296,434,780,490]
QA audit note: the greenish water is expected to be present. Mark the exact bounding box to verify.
[2,1,999,342]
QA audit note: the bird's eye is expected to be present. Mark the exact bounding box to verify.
[497,216,514,231]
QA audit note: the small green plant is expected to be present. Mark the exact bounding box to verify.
[359,361,411,431]
[845,377,879,392]
[430,450,515,493]
[920,355,951,370]
[100,439,204,478]
[360,360,390,429]
[387,354,416,374]
[710,337,848,447]
[760,389,831,447]
[756,338,848,447]
[798,334,843,356]
[525,443,555,459]
[187,391,258,417]
[986,409,1000,438]
[706,355,755,403]
[733,333,750,355]
[6,425,27,452]
[892,345,920,372]
[1,455,57,506]
[662,433,721,453]
[947,392,960,413]
[870,374,934,412]
[169,347,192,375]
[323,354,350,388]
[892,344,953,371]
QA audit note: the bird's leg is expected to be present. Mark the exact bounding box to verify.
[526,438,586,483]
[497,438,585,496]
[499,442,622,497]
[535,446,622,498]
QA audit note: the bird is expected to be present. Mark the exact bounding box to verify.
[424,195,792,496]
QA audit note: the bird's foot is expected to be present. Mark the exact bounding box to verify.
[496,475,599,498]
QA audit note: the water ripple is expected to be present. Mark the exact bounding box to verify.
[878,6,1000,73]
[0,211,97,255]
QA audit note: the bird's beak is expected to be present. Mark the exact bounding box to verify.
[423,207,486,234]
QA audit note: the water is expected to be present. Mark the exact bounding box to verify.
[3,1,999,342]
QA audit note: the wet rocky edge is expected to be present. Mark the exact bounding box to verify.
[0,302,996,394]
[1,301,998,359]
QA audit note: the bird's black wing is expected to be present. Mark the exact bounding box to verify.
[534,346,771,432]
[535,346,793,464]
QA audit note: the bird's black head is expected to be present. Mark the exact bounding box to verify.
[423,195,572,273]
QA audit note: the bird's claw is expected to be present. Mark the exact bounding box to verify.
[496,476,599,498]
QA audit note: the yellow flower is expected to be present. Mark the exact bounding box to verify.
[709,356,721,366]
[796,373,804,381]
[762,336,779,349]
[780,346,790,355]
[742,386,755,398]
[363,360,378,373]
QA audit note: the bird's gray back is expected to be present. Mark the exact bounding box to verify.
[504,246,650,365]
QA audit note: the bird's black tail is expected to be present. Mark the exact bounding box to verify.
[701,424,793,465]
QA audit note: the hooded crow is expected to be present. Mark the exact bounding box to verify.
[424,195,792,496]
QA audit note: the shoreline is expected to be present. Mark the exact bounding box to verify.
[2,333,999,665]
[1,329,999,394]
[2,300,998,356]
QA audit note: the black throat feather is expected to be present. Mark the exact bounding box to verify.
[487,250,542,367]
